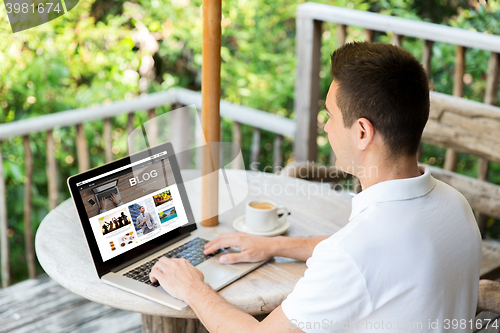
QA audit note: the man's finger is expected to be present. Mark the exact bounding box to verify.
[149,271,158,283]
[219,252,248,264]
[158,256,173,265]
[149,266,163,282]
[203,234,242,254]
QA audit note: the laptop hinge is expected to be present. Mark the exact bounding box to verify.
[110,232,192,273]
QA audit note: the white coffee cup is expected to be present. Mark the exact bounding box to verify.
[245,200,288,232]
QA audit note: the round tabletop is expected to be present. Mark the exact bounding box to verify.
[35,169,352,318]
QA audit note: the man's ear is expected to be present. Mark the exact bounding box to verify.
[354,118,375,150]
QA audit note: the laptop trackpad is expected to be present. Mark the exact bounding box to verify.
[200,262,240,288]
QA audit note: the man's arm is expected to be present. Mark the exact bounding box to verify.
[149,258,303,333]
[203,232,328,263]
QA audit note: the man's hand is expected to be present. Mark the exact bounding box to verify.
[149,257,211,302]
[110,193,120,205]
[99,197,107,210]
[203,232,274,264]
[143,216,147,223]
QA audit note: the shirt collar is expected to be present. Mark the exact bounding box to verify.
[349,164,436,221]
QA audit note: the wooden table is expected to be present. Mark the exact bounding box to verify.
[35,170,353,333]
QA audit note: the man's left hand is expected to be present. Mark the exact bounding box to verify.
[110,193,120,205]
[149,257,210,303]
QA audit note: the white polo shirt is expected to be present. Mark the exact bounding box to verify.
[282,165,481,332]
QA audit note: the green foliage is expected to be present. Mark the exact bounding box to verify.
[0,0,499,284]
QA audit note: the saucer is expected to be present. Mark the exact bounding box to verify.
[232,215,290,237]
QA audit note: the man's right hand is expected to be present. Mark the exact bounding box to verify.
[99,197,107,210]
[143,216,147,223]
[203,232,274,264]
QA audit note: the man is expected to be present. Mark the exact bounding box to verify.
[149,42,481,332]
[136,206,155,235]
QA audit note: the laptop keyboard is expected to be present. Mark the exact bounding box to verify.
[123,237,221,287]
[97,188,118,201]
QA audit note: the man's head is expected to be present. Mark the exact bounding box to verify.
[324,42,429,173]
[139,206,145,213]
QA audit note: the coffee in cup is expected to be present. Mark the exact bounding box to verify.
[249,202,275,210]
[245,200,288,232]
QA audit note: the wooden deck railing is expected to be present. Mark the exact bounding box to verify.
[293,3,500,230]
[0,87,296,288]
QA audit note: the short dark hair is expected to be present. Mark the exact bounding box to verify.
[330,42,429,157]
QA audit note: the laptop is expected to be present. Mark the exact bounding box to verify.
[91,179,122,209]
[68,141,269,310]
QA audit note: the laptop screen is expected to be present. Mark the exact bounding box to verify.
[76,149,190,262]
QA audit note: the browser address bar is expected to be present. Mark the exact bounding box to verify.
[76,151,167,186]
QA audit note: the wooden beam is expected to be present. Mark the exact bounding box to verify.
[76,124,90,172]
[46,130,59,210]
[296,3,500,54]
[201,0,221,226]
[0,142,9,288]
[23,136,36,280]
[422,92,500,164]
[294,17,322,162]
[429,165,500,220]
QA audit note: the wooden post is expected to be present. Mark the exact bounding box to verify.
[337,24,346,47]
[391,33,402,47]
[201,0,221,226]
[443,45,466,172]
[127,113,135,136]
[0,142,9,288]
[250,128,261,168]
[231,121,243,169]
[476,52,500,236]
[142,314,208,333]
[147,109,158,148]
[294,17,322,162]
[418,39,434,162]
[23,136,36,280]
[46,130,59,210]
[422,40,434,79]
[365,29,374,42]
[76,123,90,172]
[170,103,192,170]
[103,118,113,163]
[273,134,283,171]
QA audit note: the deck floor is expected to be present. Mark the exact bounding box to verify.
[0,274,142,333]
[2,274,500,332]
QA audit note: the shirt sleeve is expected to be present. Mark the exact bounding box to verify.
[281,245,373,333]
[146,213,155,228]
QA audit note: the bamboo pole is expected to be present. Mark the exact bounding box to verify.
[201,0,222,226]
